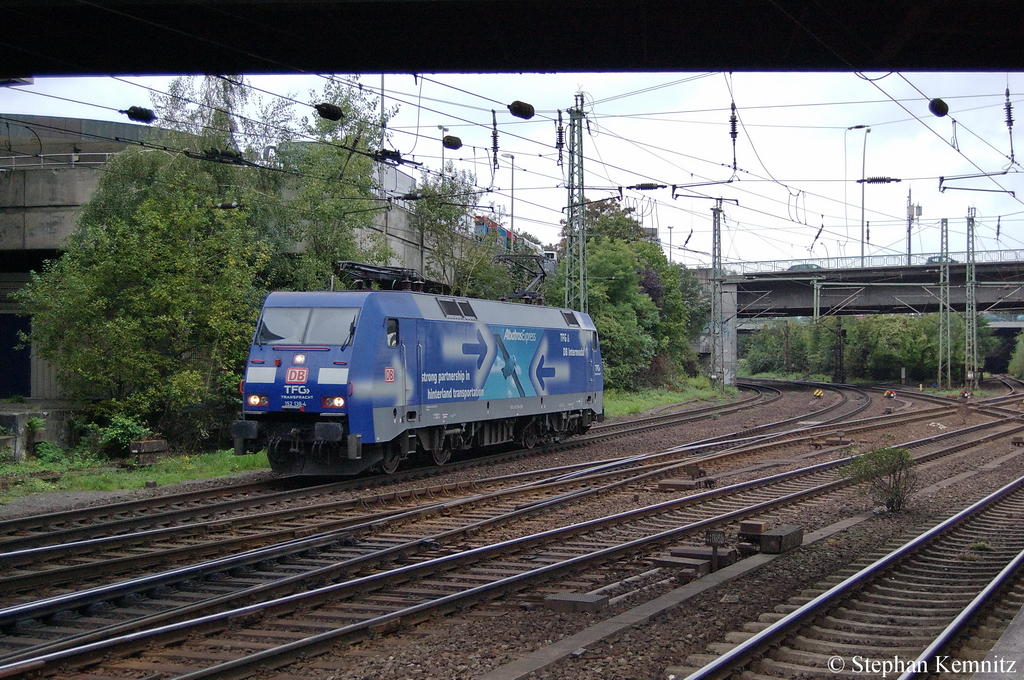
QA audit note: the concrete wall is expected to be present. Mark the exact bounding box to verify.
[0,122,428,400]
[0,165,103,250]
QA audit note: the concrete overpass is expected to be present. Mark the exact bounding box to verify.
[4,1,1024,78]
[728,251,1024,319]
[697,250,1024,386]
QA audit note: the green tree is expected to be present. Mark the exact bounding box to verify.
[15,147,269,448]
[585,198,648,241]
[585,240,659,388]
[741,313,997,383]
[552,198,701,389]
[17,75,399,449]
[153,75,392,291]
[414,164,510,297]
[1008,331,1024,378]
[275,79,395,290]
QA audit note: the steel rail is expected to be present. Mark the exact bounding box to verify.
[896,546,1024,679]
[0,468,851,679]
[0,455,850,637]
[1,414,1020,676]
[682,473,1024,680]
[0,389,1007,604]
[0,385,777,554]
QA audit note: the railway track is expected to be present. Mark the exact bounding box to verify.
[1,400,1022,678]
[676,473,1024,680]
[0,383,782,551]
[0,383,961,603]
[0,462,858,677]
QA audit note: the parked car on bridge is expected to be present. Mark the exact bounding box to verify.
[925,256,958,264]
[787,263,822,271]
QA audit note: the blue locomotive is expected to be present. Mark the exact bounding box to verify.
[231,274,604,475]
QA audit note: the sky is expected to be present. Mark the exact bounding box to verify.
[3,71,1024,270]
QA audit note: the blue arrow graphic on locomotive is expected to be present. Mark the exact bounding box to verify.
[462,329,488,369]
[535,355,556,391]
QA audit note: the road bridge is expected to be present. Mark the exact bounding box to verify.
[728,250,1024,319]
[3,1,1024,77]
[698,250,1024,386]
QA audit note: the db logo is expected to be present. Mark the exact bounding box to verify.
[384,367,396,383]
[285,367,308,384]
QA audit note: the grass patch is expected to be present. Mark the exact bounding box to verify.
[68,451,271,492]
[0,380,740,503]
[736,369,835,382]
[0,449,270,504]
[604,382,736,418]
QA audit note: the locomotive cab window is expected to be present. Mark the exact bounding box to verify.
[256,307,359,346]
[562,311,580,327]
[386,318,399,348]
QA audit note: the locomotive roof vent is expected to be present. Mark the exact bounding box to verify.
[438,298,477,319]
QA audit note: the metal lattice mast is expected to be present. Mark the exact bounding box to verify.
[564,94,587,313]
[710,200,725,390]
[965,208,978,389]
[938,218,952,389]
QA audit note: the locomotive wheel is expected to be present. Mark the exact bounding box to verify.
[432,444,451,466]
[266,436,287,467]
[380,443,402,474]
[521,422,540,449]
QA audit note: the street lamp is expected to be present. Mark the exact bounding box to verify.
[850,125,901,267]
[667,225,673,263]
[501,152,515,232]
[853,125,871,267]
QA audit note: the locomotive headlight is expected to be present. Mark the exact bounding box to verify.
[293,353,306,365]
[322,396,346,408]
[247,394,269,406]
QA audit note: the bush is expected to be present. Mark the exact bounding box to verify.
[34,440,65,464]
[843,447,917,512]
[85,416,151,457]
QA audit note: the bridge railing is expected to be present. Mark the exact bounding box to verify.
[0,153,113,170]
[732,249,1024,274]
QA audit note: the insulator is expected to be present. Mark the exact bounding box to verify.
[315,103,344,121]
[442,135,463,150]
[123,106,156,124]
[492,110,499,170]
[1005,88,1014,129]
[729,103,738,141]
[929,98,949,118]
[997,216,1002,239]
[378,149,401,163]
[631,183,663,190]
[507,100,535,120]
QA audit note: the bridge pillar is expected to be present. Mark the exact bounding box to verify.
[697,281,737,386]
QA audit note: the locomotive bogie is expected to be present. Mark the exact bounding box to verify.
[232,290,604,475]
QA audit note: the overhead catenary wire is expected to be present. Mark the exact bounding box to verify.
[9,69,1024,260]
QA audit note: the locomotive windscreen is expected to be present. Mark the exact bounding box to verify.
[256,307,359,346]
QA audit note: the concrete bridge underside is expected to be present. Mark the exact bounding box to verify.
[733,262,1024,319]
[705,261,1024,386]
